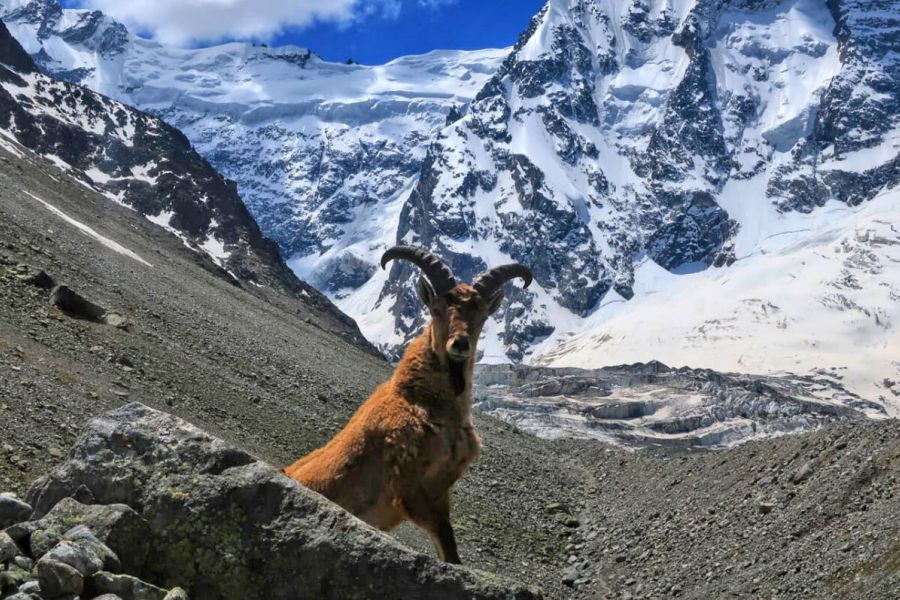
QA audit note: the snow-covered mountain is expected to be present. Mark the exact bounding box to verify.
[3,0,897,408]
[369,0,897,408]
[0,0,506,293]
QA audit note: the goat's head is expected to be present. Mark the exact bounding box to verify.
[381,246,532,364]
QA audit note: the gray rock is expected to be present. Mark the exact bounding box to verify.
[3,593,34,600]
[792,461,815,484]
[561,566,580,587]
[28,403,540,600]
[22,268,55,289]
[3,521,36,549]
[30,499,149,574]
[17,579,39,595]
[49,285,106,322]
[36,557,84,598]
[0,493,32,528]
[29,529,61,559]
[758,502,776,515]
[94,595,125,600]
[162,588,188,600]
[46,541,104,576]
[102,313,128,329]
[63,526,121,573]
[0,530,21,562]
[86,572,168,600]
[0,564,30,592]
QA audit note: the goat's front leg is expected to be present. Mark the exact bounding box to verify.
[432,515,461,564]
[398,488,461,563]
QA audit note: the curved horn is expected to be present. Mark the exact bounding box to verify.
[473,264,533,299]
[380,245,457,295]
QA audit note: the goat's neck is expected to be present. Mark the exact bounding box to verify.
[393,326,475,419]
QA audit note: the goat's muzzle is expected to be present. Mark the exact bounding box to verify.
[447,336,470,362]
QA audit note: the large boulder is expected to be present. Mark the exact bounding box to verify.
[27,403,540,600]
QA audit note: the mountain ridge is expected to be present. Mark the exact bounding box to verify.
[372,0,898,410]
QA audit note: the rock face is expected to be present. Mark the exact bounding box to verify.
[25,403,540,600]
[0,17,373,352]
[375,0,900,362]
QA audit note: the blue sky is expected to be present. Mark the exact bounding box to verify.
[271,1,546,64]
[67,0,547,65]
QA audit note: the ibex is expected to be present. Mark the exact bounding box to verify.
[283,246,532,563]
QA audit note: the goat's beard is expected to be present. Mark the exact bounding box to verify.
[448,359,467,396]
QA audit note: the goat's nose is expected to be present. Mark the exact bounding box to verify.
[451,337,470,353]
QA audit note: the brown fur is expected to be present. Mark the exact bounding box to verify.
[283,283,501,563]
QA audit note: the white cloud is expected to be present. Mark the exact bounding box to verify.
[77,0,415,46]
[418,0,458,7]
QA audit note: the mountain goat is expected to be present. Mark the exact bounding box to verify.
[283,245,532,563]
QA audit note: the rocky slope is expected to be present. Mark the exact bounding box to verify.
[1,109,899,598]
[0,17,372,351]
[0,0,506,294]
[0,128,583,598]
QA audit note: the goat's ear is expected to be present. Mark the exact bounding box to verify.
[417,276,435,307]
[487,291,504,315]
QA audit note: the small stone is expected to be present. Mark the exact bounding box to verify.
[0,531,22,562]
[37,557,85,598]
[792,461,814,484]
[46,540,105,576]
[4,521,37,549]
[18,579,40,594]
[0,564,30,591]
[86,571,169,600]
[103,313,128,329]
[71,485,96,505]
[758,502,776,515]
[63,525,121,573]
[0,493,32,528]
[22,269,55,289]
[30,528,61,558]
[561,566,579,587]
[546,502,569,514]
[163,588,189,600]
